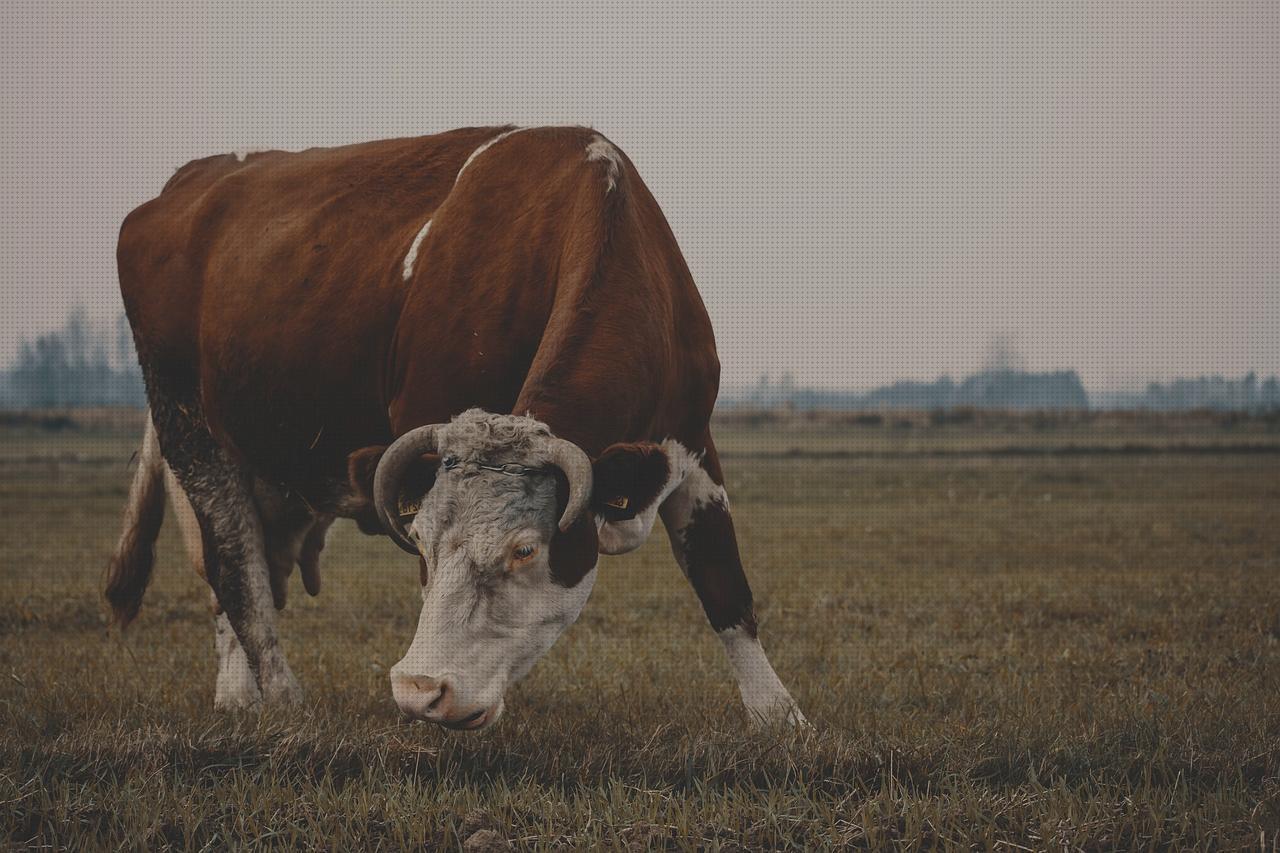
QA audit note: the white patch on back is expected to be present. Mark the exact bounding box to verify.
[400,127,535,282]
[454,126,532,186]
[402,219,431,281]
[585,135,622,192]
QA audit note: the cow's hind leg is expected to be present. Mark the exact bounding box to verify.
[660,436,805,726]
[148,380,301,707]
[165,466,261,707]
[212,611,260,707]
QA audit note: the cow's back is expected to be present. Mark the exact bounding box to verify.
[118,127,507,494]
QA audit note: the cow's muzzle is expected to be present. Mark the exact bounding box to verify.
[390,672,497,730]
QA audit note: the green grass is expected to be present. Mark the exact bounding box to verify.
[1,421,1278,849]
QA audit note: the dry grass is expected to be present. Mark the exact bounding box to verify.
[1,419,1277,849]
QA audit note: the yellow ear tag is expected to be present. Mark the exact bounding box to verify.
[605,496,630,510]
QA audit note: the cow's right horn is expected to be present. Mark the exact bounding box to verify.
[544,437,593,532]
[373,424,442,554]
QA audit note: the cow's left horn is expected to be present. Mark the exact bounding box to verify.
[544,437,593,532]
[373,424,442,554]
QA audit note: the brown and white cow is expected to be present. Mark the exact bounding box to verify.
[106,125,804,729]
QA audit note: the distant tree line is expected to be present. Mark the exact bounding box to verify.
[1,310,1276,413]
[1092,373,1280,412]
[725,370,1280,412]
[725,370,1091,411]
[0,309,146,408]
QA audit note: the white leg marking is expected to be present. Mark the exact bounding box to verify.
[214,612,261,709]
[402,219,431,281]
[236,540,302,704]
[203,487,301,706]
[169,465,300,706]
[660,462,807,728]
[585,135,622,192]
[719,626,807,727]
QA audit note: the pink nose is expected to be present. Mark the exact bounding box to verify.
[391,673,454,720]
[391,674,492,729]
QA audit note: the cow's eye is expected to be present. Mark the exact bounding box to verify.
[513,543,537,561]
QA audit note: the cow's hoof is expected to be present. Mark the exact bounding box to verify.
[214,686,261,710]
[214,663,261,710]
[213,678,300,710]
[746,699,810,731]
[259,670,304,705]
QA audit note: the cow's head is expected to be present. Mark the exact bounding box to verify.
[349,409,673,731]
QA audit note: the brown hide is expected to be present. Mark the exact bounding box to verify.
[118,126,721,517]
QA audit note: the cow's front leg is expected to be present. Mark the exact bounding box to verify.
[659,441,805,727]
[165,468,265,708]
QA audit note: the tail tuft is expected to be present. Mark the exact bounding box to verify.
[104,415,167,628]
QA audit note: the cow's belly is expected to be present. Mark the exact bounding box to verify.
[205,372,387,513]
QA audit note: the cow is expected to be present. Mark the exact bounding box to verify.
[105,125,804,730]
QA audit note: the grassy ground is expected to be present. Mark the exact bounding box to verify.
[1,416,1278,849]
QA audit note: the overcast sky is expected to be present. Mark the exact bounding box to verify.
[2,0,1276,391]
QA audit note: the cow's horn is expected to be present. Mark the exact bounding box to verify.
[373,424,442,554]
[544,437,593,532]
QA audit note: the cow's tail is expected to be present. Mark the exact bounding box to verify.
[105,413,167,629]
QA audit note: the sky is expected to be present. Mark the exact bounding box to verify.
[1,0,1277,391]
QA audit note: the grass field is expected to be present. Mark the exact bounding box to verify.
[1,414,1278,849]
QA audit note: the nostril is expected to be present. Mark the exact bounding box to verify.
[392,672,455,719]
[405,675,437,694]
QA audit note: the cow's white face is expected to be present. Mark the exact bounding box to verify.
[381,411,601,730]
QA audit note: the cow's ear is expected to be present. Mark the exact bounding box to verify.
[550,470,600,586]
[590,442,670,521]
[347,446,387,505]
[346,445,441,532]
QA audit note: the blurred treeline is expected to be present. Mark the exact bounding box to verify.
[0,309,146,409]
[723,371,1280,413]
[2,308,1277,413]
